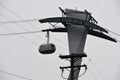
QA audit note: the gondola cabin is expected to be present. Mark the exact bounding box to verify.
[39,43,56,54]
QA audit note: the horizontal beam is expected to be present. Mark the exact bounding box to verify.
[59,54,87,59]
[39,17,108,33]
[60,65,87,69]
[41,28,117,42]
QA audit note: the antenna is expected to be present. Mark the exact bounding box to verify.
[59,7,66,17]
[75,7,77,11]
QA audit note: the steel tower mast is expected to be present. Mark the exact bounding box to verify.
[39,8,117,80]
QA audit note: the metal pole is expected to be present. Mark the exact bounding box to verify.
[47,31,49,44]
[71,56,74,80]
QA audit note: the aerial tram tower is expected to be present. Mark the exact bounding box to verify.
[38,8,117,80]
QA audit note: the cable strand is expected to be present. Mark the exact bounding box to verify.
[0,18,41,24]
[0,3,41,30]
[0,24,39,46]
[0,69,31,80]
[0,30,42,36]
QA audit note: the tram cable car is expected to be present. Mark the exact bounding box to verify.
[39,31,56,54]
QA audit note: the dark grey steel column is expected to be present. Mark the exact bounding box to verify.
[66,9,89,80]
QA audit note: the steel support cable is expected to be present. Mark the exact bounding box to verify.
[80,71,93,80]
[104,28,120,43]
[0,69,31,80]
[0,25,67,52]
[0,18,41,24]
[0,20,67,44]
[0,18,68,49]
[0,24,39,46]
[116,40,120,43]
[87,68,98,80]
[0,3,46,43]
[88,58,106,80]
[80,56,101,80]
[86,60,99,80]
[86,56,106,80]
[0,29,67,51]
[0,25,67,51]
[105,28,120,38]
[0,3,41,30]
[50,36,67,45]
[0,12,45,42]
[0,31,42,36]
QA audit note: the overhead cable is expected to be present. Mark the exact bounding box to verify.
[104,28,120,43]
[0,69,31,80]
[0,3,47,42]
[51,36,66,45]
[87,68,98,80]
[105,28,120,38]
[0,24,39,45]
[0,3,41,30]
[0,12,45,41]
[0,18,41,24]
[108,30,120,38]
[0,30,42,36]
[88,58,106,80]
[0,24,66,51]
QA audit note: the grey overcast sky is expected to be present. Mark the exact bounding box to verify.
[0,0,120,80]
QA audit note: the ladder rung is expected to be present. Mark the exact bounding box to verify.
[60,65,87,69]
[59,54,87,59]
